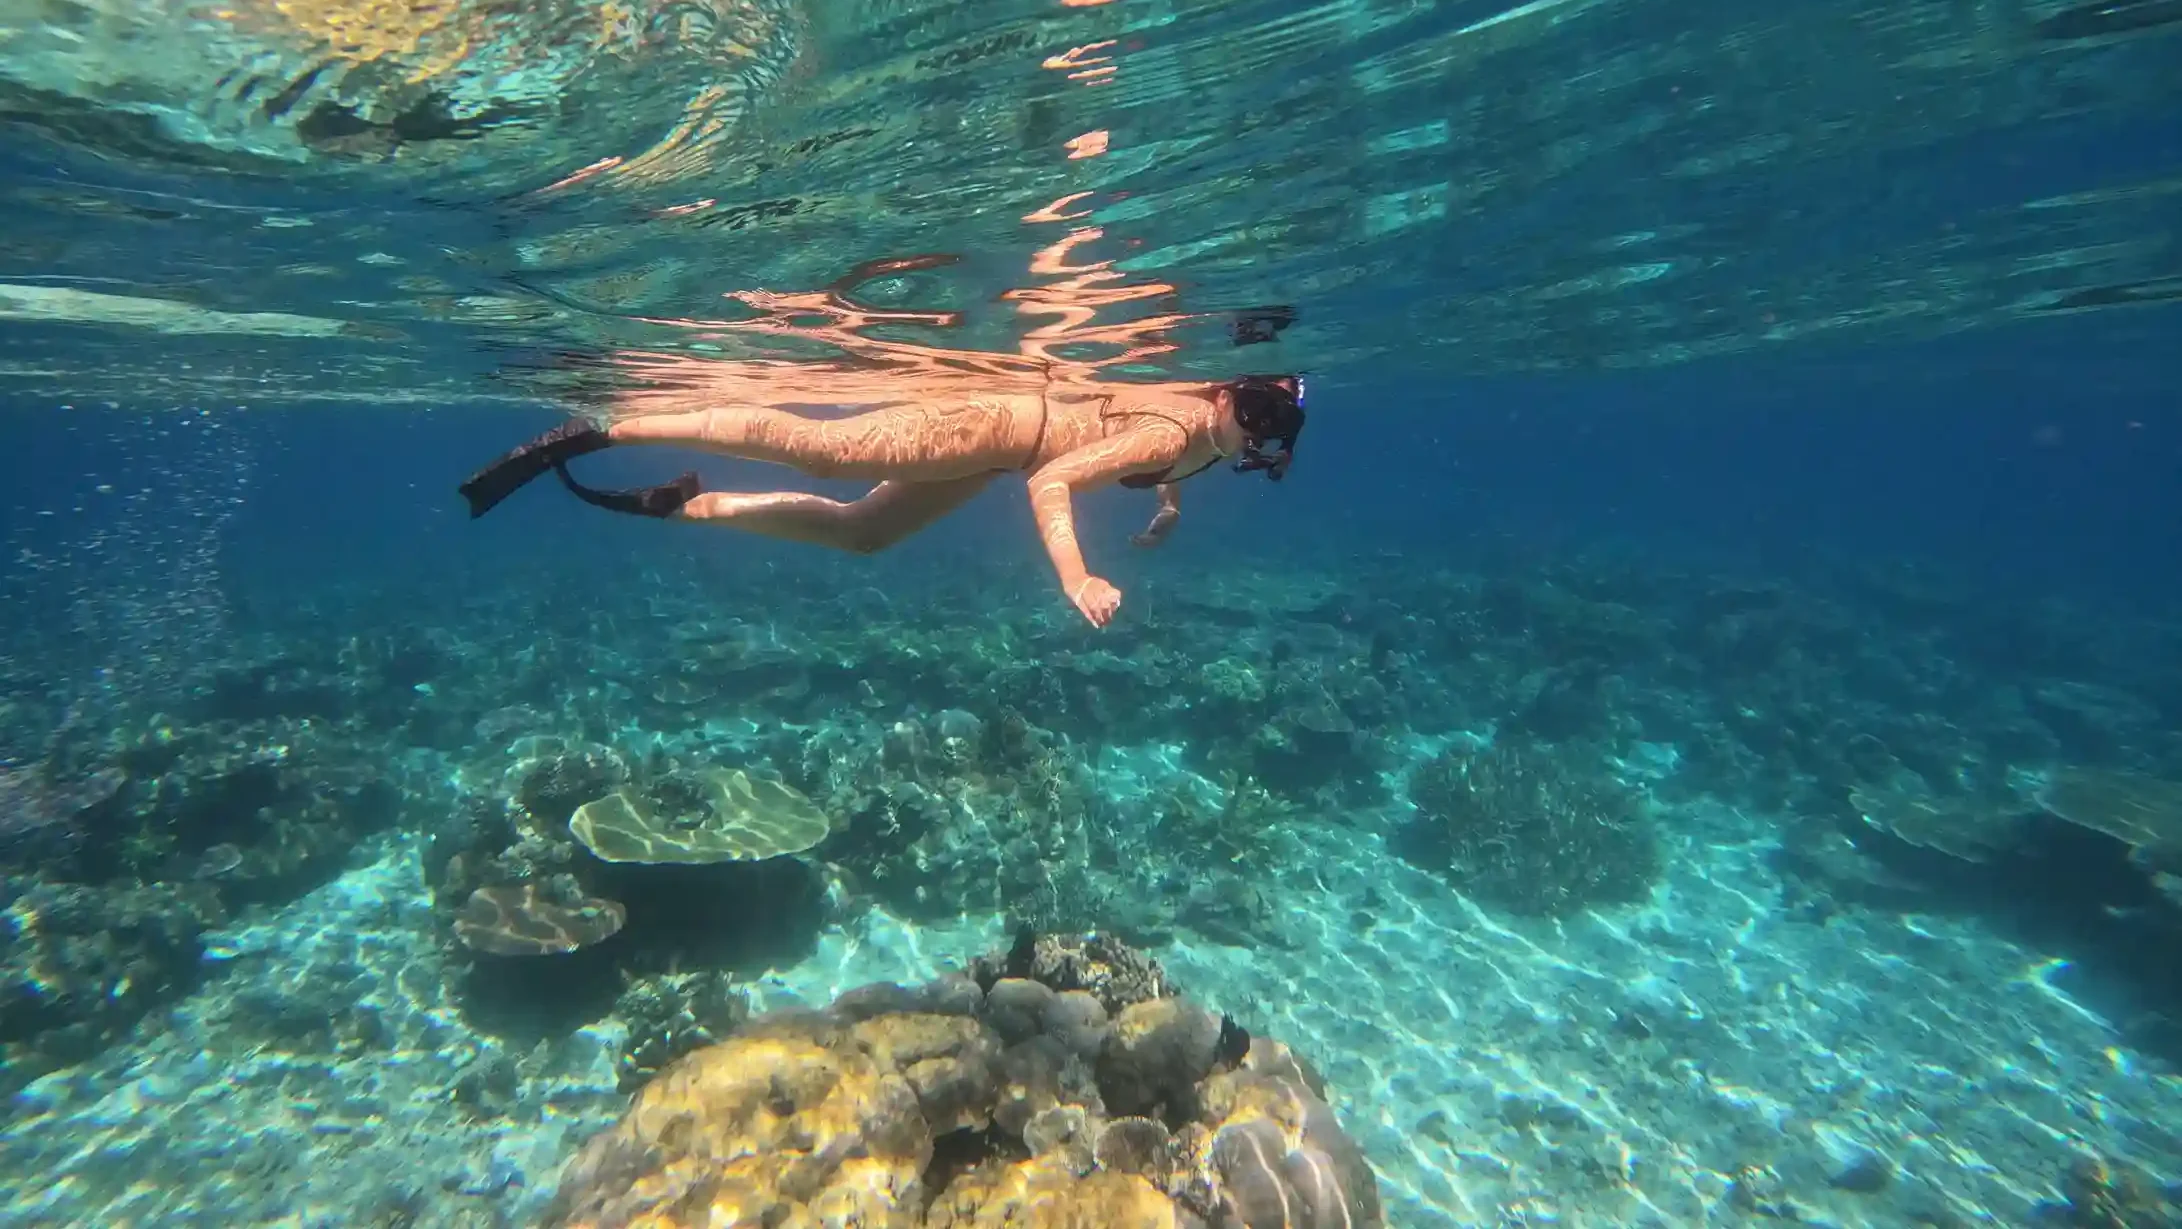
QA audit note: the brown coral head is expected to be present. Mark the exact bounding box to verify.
[568,769,832,865]
[1211,1118,1360,1228]
[454,884,626,956]
[1094,1116,1176,1182]
[542,968,1386,1229]
[970,930,1171,1016]
[1022,1103,1092,1161]
[1239,1037,1330,1102]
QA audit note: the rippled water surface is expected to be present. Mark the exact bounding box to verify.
[3,0,2177,404]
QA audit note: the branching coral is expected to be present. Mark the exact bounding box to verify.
[1152,773,1294,877]
[1396,740,1662,916]
[506,737,628,829]
[611,969,750,1092]
[797,707,1143,935]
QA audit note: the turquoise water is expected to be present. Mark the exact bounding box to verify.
[3,1,2180,1225]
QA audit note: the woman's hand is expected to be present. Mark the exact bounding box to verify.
[1131,482,1182,548]
[1131,507,1179,548]
[1069,576,1123,627]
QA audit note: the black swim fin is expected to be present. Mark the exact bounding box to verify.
[552,461,701,519]
[457,419,613,518]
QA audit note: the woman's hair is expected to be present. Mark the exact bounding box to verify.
[1228,375,1304,444]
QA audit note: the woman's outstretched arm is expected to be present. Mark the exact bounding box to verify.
[1026,426,1185,627]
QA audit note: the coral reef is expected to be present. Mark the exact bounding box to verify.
[11,537,2181,1096]
[542,933,1381,1229]
[425,742,836,1036]
[0,760,123,847]
[4,540,2182,1227]
[568,767,832,864]
[970,928,1173,1016]
[452,880,626,956]
[0,696,409,1093]
[1395,739,1663,915]
[2038,768,2182,875]
[611,968,751,1092]
[0,876,225,1082]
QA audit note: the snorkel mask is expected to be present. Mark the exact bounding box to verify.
[1230,375,1304,482]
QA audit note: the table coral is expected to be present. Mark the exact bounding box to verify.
[451,880,625,955]
[568,768,832,864]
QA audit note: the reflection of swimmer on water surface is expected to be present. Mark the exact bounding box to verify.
[460,308,1303,629]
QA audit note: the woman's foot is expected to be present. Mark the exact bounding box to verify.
[553,463,702,519]
[457,419,613,518]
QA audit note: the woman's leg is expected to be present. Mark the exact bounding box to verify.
[677,473,996,553]
[457,399,1020,519]
[609,401,1019,482]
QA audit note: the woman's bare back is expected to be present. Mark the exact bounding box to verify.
[1030,382,1225,476]
[607,366,1221,485]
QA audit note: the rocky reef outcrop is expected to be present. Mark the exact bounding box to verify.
[542,932,1381,1229]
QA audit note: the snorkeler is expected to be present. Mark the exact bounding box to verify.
[457,369,1305,628]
